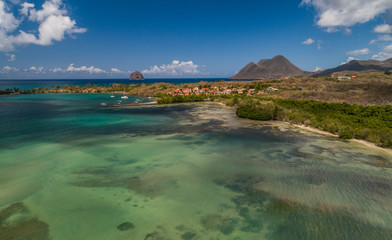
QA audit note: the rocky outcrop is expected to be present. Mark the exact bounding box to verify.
[130,71,144,80]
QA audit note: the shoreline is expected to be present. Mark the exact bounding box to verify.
[112,101,158,107]
[210,101,392,155]
[290,123,392,156]
[193,101,392,156]
[210,101,392,156]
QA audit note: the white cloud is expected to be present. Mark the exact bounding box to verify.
[346,48,370,56]
[110,68,123,74]
[302,38,314,45]
[19,2,34,16]
[374,24,392,34]
[36,15,86,45]
[0,1,19,32]
[1,65,18,72]
[317,40,322,50]
[27,0,65,22]
[0,0,86,52]
[142,60,202,76]
[49,67,64,73]
[369,34,392,44]
[312,66,322,71]
[301,0,392,30]
[341,56,357,65]
[28,66,44,72]
[6,53,15,61]
[0,64,130,75]
[372,44,392,60]
[66,64,107,74]
[378,34,392,41]
[344,28,352,35]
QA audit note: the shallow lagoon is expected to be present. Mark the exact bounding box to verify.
[1,94,392,239]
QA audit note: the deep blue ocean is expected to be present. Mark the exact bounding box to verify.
[0,78,246,90]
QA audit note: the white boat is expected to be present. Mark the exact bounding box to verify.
[121,92,128,99]
[110,95,115,98]
[100,102,107,106]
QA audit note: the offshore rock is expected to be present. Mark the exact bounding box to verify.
[130,71,144,80]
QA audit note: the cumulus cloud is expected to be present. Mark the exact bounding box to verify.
[0,0,86,52]
[301,0,392,30]
[28,66,44,72]
[341,56,357,65]
[49,67,64,73]
[110,68,124,74]
[302,38,314,45]
[19,2,34,16]
[374,24,392,34]
[372,44,392,60]
[370,34,392,44]
[1,65,18,72]
[6,53,15,61]
[0,64,132,76]
[0,1,19,32]
[346,48,370,56]
[142,60,202,76]
[66,64,107,74]
[27,0,65,22]
[378,35,392,41]
[312,66,322,71]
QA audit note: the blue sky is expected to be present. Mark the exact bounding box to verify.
[1,0,392,79]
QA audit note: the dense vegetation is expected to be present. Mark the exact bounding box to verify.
[236,100,277,121]
[0,87,47,94]
[229,97,392,148]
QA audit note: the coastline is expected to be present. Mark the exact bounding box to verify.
[209,101,392,156]
[291,123,392,156]
[112,101,158,107]
[157,100,392,156]
[207,101,392,156]
[291,124,338,137]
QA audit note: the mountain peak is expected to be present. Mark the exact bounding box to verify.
[313,58,392,76]
[272,55,287,60]
[231,55,306,79]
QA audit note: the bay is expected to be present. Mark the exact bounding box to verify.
[1,93,392,240]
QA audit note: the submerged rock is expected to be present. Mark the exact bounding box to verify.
[200,214,238,235]
[117,222,135,231]
[0,203,49,240]
[130,71,144,80]
[181,231,197,240]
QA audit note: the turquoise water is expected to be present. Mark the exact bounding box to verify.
[1,93,392,239]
